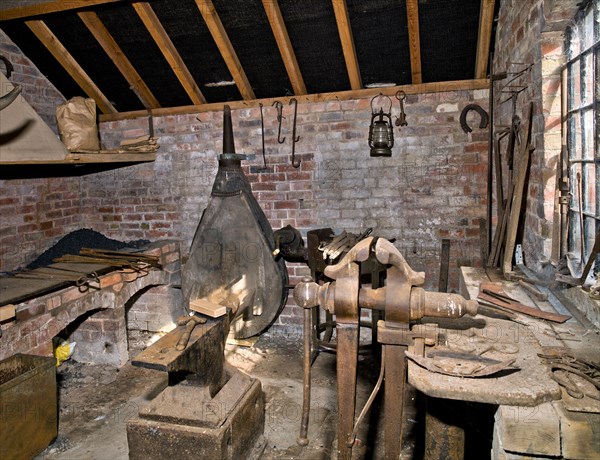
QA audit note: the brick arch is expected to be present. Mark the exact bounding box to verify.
[0,268,171,366]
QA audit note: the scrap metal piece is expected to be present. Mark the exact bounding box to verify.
[406,350,518,378]
[478,282,571,323]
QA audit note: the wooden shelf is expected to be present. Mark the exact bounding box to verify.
[1,152,156,165]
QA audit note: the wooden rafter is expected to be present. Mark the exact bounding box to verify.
[26,20,117,114]
[100,78,490,122]
[195,0,255,100]
[78,11,161,109]
[331,0,361,90]
[261,0,306,96]
[0,0,124,21]
[475,0,496,79]
[406,0,422,84]
[132,2,206,105]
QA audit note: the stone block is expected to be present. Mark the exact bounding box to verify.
[128,372,264,460]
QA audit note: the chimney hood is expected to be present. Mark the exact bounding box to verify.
[0,72,70,164]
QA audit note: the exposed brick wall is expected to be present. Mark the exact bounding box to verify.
[0,29,82,272]
[492,0,580,270]
[96,89,489,326]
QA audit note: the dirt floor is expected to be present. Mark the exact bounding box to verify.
[35,329,423,460]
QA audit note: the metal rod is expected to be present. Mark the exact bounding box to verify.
[259,102,267,169]
[486,51,494,257]
[290,98,301,168]
[297,307,312,446]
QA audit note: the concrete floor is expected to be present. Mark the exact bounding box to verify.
[35,329,423,460]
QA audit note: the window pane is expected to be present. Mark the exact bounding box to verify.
[583,108,594,160]
[568,60,581,111]
[583,7,594,50]
[583,163,596,216]
[582,52,594,105]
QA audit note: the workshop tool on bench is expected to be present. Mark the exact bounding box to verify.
[54,253,153,273]
[79,248,161,267]
[517,279,548,301]
[294,237,478,459]
[175,314,207,351]
[406,349,518,378]
[478,282,571,323]
[538,349,600,401]
[14,266,100,290]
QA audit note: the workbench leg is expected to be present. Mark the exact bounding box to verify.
[424,397,465,460]
[384,344,406,460]
[336,323,359,460]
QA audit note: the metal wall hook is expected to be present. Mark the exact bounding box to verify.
[289,98,301,168]
[259,102,267,169]
[272,100,286,144]
[395,90,407,128]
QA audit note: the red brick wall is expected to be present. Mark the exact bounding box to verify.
[492,0,580,270]
[97,90,489,325]
[0,30,83,273]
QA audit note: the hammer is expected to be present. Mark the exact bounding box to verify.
[175,314,207,351]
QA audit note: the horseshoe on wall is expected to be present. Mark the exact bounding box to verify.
[459,104,489,133]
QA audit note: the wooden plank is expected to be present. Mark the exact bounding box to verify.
[0,0,123,21]
[77,11,161,109]
[406,0,422,84]
[1,153,155,165]
[261,0,306,95]
[195,0,255,100]
[502,102,533,275]
[26,20,117,114]
[189,298,227,318]
[99,78,490,121]
[0,304,16,321]
[132,2,206,105]
[331,0,362,90]
[475,0,496,79]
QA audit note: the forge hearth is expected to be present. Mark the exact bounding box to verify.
[0,240,183,366]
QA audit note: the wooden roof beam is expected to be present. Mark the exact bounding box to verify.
[475,0,496,79]
[195,0,255,100]
[261,0,306,95]
[406,0,422,84]
[100,78,490,122]
[78,11,161,109]
[331,0,361,90]
[0,0,124,21]
[133,2,206,105]
[25,20,117,114]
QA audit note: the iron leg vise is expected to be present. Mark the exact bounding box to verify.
[294,237,477,459]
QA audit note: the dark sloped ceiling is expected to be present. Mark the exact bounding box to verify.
[0,0,498,113]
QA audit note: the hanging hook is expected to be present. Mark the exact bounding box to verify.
[259,102,267,169]
[289,98,301,168]
[272,100,286,144]
[394,90,407,128]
